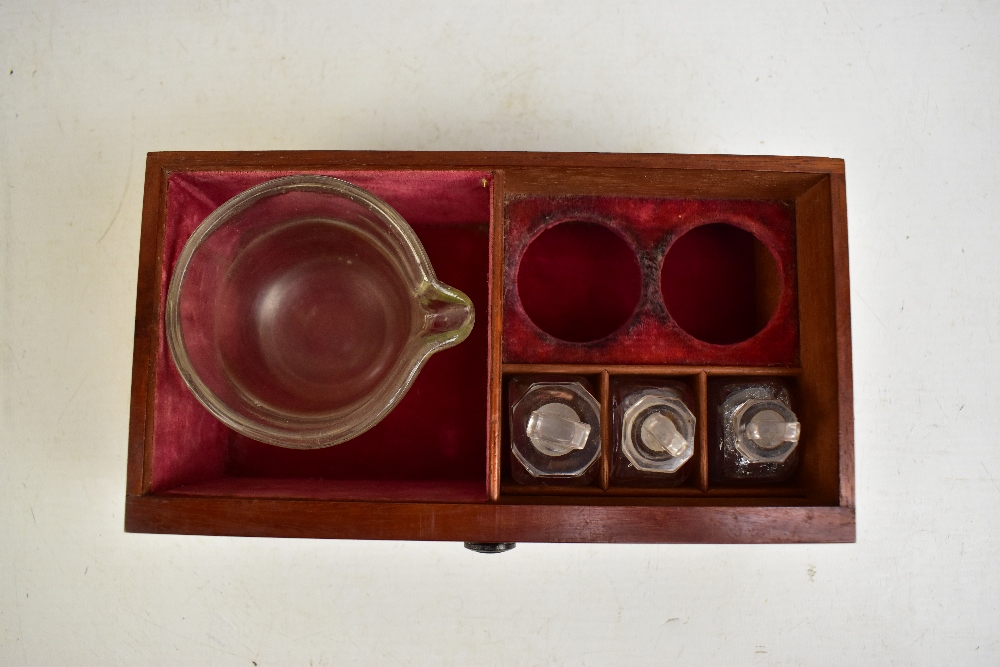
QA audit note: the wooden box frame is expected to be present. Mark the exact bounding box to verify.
[125,151,854,544]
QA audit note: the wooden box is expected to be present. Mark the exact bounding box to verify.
[125,151,854,544]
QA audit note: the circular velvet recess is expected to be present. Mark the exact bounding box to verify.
[660,223,781,345]
[517,221,642,343]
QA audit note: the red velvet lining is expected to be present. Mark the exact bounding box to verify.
[150,170,492,497]
[503,196,799,366]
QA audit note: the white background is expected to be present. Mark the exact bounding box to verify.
[1,1,998,664]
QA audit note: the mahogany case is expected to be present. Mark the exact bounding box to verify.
[125,151,854,544]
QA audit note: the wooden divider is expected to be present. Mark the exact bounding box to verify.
[599,370,611,491]
[697,371,709,492]
[487,170,505,501]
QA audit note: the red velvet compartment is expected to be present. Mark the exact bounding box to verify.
[503,196,799,366]
[517,222,643,343]
[151,170,492,502]
[661,223,781,345]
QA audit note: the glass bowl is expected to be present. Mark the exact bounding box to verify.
[166,175,475,449]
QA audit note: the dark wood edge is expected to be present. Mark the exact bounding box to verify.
[142,158,171,493]
[145,151,845,174]
[830,172,855,508]
[487,171,504,501]
[126,155,167,496]
[125,495,854,543]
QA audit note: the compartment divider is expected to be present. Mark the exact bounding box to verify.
[503,363,705,375]
[703,366,802,376]
[697,370,709,492]
[487,170,505,502]
[500,484,805,498]
[599,369,611,491]
[504,364,800,376]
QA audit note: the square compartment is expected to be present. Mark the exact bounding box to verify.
[706,374,806,490]
[608,375,701,490]
[501,373,604,493]
[146,169,494,503]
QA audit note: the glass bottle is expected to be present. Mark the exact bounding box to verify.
[508,376,601,486]
[611,379,695,487]
[710,379,801,484]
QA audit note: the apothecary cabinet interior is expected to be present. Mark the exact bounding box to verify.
[126,151,854,544]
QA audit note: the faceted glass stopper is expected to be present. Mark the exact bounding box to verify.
[526,403,592,456]
[640,412,689,457]
[745,409,801,450]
